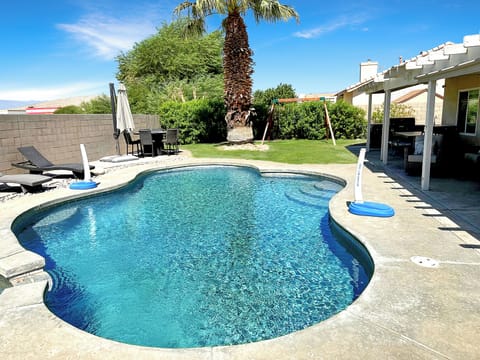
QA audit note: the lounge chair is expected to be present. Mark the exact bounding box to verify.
[0,172,52,193]
[12,146,94,179]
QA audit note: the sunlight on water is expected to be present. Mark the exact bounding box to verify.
[15,166,372,348]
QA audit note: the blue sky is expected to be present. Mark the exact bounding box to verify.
[0,0,479,103]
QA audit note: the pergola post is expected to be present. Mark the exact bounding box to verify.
[380,90,392,164]
[421,80,437,190]
[366,93,373,152]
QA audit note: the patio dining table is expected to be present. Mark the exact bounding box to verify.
[389,131,423,157]
[394,131,423,139]
[133,129,166,155]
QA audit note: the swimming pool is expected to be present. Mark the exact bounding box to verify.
[14,165,373,348]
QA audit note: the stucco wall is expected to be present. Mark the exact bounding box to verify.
[0,114,159,174]
[443,75,480,146]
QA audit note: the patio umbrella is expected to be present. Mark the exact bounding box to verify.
[116,83,136,134]
[109,83,120,155]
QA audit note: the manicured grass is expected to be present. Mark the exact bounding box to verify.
[182,139,365,164]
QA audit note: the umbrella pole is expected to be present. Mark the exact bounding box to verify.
[109,83,120,155]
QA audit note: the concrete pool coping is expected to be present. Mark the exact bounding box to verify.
[1,156,479,359]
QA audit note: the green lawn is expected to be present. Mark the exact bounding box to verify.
[182,139,365,164]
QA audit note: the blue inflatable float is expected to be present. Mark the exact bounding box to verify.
[69,181,98,190]
[349,201,395,217]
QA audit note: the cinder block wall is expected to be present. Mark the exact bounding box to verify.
[0,114,159,174]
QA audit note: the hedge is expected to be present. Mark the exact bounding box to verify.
[155,99,366,144]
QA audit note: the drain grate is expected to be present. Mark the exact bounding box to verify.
[411,256,439,268]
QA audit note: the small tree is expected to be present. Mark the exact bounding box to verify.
[253,83,297,107]
[81,95,111,114]
[54,105,84,114]
[116,19,224,113]
[372,102,415,123]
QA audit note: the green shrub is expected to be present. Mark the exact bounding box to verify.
[154,99,365,144]
[372,102,415,123]
[328,101,366,139]
[253,100,365,140]
[54,105,84,114]
[81,95,112,114]
[157,99,226,144]
[277,102,326,139]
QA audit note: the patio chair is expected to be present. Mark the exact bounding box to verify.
[0,172,52,193]
[404,134,443,175]
[163,128,179,155]
[12,146,94,179]
[139,129,157,157]
[123,131,142,156]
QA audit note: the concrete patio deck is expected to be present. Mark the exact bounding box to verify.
[1,150,479,359]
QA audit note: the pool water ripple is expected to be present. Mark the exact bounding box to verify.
[15,166,372,348]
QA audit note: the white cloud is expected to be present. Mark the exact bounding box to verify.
[0,82,107,101]
[57,14,157,60]
[294,14,369,39]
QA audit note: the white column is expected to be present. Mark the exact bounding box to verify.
[380,90,391,164]
[366,93,373,152]
[421,80,437,190]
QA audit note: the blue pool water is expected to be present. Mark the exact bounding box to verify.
[14,166,372,348]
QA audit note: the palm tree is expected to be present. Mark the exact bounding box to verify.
[174,0,299,143]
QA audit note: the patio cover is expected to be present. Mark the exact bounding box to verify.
[352,34,480,190]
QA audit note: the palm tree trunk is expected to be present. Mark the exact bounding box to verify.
[223,11,254,143]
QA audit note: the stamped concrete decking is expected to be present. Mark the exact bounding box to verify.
[0,151,479,359]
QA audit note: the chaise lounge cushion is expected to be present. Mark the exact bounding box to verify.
[12,146,94,178]
[0,172,52,193]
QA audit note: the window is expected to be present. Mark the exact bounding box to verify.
[457,89,479,134]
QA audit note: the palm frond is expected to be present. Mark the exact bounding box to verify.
[252,0,299,23]
[174,1,195,16]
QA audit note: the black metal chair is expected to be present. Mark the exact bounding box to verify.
[139,129,157,157]
[123,131,142,156]
[164,128,179,155]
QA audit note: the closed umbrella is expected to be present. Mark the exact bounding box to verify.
[116,83,135,134]
[103,83,139,162]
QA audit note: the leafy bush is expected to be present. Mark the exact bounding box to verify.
[53,95,112,114]
[372,102,415,123]
[157,99,226,144]
[328,101,366,139]
[275,102,326,139]
[254,100,365,140]
[116,20,224,112]
[54,105,84,114]
[81,95,112,114]
[253,83,297,107]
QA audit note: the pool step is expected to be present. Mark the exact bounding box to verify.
[285,188,331,209]
[299,187,335,200]
[313,180,343,193]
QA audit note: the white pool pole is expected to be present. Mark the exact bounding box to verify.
[80,144,91,182]
[354,148,366,203]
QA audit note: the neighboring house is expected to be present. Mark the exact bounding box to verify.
[25,107,59,115]
[391,88,444,125]
[336,61,444,124]
[1,95,100,114]
[342,34,480,190]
